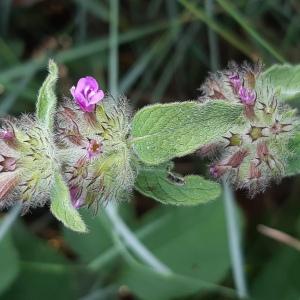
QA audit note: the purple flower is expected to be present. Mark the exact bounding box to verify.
[70,76,104,112]
[229,73,256,105]
[70,186,84,209]
[209,164,228,178]
[0,129,14,141]
[238,86,256,105]
[86,139,103,159]
[229,73,242,91]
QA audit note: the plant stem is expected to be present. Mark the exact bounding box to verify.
[88,210,170,271]
[223,182,248,299]
[105,203,172,275]
[105,0,171,276]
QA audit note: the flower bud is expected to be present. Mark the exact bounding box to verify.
[56,93,136,210]
[199,61,298,195]
[70,76,104,112]
[210,164,229,178]
[0,116,58,211]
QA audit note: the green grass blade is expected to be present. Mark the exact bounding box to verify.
[119,35,167,94]
[178,0,253,58]
[0,69,36,115]
[216,0,286,63]
[152,23,200,99]
[109,0,119,97]
[0,17,194,84]
[72,0,109,22]
[205,0,220,71]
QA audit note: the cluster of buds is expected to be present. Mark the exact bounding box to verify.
[56,76,136,211]
[0,116,57,211]
[199,61,297,194]
[0,75,136,212]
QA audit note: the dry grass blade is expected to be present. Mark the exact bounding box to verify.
[258,224,300,252]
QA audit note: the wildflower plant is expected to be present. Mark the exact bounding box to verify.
[1,60,300,232]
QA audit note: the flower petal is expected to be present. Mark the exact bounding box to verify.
[89,90,104,105]
[70,86,76,98]
[83,104,96,112]
[74,91,88,107]
[84,76,98,91]
[75,77,89,93]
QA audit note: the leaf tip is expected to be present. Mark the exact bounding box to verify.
[48,59,58,76]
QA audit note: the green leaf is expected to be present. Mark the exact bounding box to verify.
[135,163,221,205]
[3,222,76,300]
[50,172,87,233]
[131,101,243,165]
[286,132,300,176]
[0,234,19,295]
[119,199,232,299]
[252,248,300,300]
[63,210,113,263]
[36,59,58,129]
[258,64,300,102]
[119,252,235,300]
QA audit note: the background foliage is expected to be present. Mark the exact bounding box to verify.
[1,0,300,299]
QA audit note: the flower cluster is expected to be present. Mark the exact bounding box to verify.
[199,62,297,194]
[0,61,298,214]
[0,75,136,212]
[0,116,57,211]
[57,77,136,211]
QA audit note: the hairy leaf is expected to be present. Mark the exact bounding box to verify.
[131,101,243,165]
[36,59,58,129]
[135,163,221,205]
[286,132,300,176]
[258,64,300,102]
[50,172,87,233]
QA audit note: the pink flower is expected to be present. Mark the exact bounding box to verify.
[86,139,103,159]
[228,73,256,105]
[238,86,256,105]
[229,73,242,91]
[0,129,14,141]
[70,76,104,112]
